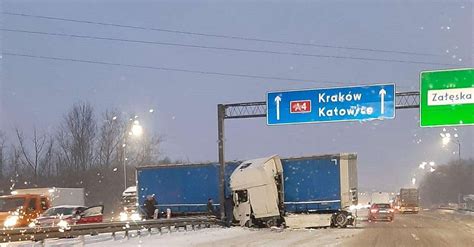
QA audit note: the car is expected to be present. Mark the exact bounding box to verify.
[33,205,104,227]
[368,203,394,222]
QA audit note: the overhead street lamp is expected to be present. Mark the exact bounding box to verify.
[440,131,461,162]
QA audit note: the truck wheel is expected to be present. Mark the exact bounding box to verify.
[265,219,277,228]
[244,220,252,228]
[335,213,348,228]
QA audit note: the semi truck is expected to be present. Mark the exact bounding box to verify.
[0,188,85,228]
[399,188,420,213]
[136,153,357,228]
[230,154,358,228]
[119,186,141,221]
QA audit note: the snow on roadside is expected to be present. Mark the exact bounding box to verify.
[88,226,362,247]
[2,226,363,247]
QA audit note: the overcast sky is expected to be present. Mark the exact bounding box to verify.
[1,0,472,191]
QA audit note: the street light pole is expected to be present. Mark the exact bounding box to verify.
[123,118,133,191]
[123,135,128,191]
[123,117,144,190]
[441,132,461,163]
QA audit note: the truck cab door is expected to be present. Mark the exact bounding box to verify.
[233,190,251,226]
[24,197,39,226]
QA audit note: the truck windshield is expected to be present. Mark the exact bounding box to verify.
[121,195,137,204]
[0,198,25,212]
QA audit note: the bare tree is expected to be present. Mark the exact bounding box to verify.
[57,103,97,173]
[97,110,124,167]
[127,134,163,167]
[14,127,54,183]
[419,159,474,207]
[3,146,22,191]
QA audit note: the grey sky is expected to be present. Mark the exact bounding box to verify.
[1,0,472,191]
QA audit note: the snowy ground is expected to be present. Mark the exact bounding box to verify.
[1,225,363,247]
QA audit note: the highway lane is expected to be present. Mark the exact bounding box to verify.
[2,210,472,246]
[344,210,474,247]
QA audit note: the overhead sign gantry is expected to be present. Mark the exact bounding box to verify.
[217,90,419,220]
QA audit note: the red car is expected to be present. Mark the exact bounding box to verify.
[368,203,394,222]
[33,205,104,227]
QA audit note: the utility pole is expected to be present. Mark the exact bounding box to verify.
[217,104,226,220]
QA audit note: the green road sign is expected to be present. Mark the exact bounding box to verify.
[420,68,473,127]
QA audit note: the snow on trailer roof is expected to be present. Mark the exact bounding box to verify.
[136,161,222,169]
[10,187,84,195]
[281,153,357,161]
[136,153,357,170]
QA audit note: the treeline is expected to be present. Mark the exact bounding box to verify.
[419,159,474,207]
[0,102,169,215]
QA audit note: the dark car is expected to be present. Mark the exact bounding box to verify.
[368,203,394,222]
[33,205,104,227]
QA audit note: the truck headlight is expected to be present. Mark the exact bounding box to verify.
[4,215,19,228]
[119,212,128,221]
[130,213,141,221]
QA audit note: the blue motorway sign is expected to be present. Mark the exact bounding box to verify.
[267,84,395,125]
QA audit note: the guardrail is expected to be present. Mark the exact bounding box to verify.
[1,216,220,243]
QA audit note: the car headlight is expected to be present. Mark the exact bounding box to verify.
[4,215,19,228]
[57,220,70,230]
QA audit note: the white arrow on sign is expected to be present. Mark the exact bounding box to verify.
[379,88,387,114]
[274,96,282,120]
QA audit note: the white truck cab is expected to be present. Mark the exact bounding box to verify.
[230,155,356,229]
[230,155,283,227]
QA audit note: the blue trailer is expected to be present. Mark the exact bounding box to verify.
[136,162,239,215]
[137,153,358,227]
[282,154,358,213]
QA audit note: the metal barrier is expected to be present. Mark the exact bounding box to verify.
[0,216,220,243]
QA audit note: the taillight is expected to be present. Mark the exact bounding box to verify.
[370,209,378,214]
